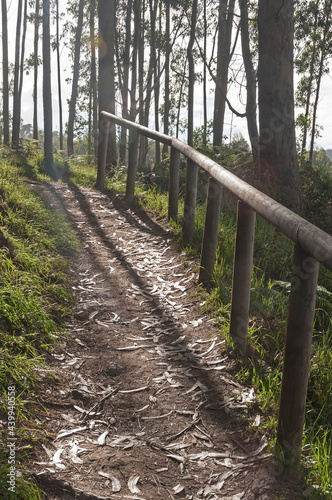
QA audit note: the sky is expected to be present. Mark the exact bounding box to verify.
[2,1,332,151]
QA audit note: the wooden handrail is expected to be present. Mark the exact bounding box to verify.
[98,110,332,469]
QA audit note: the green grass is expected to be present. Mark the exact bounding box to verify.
[0,145,77,498]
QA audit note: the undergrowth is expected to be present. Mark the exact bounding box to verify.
[0,144,77,498]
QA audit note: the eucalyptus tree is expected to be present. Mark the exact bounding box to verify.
[116,0,132,163]
[98,0,117,168]
[43,0,54,175]
[258,0,303,212]
[183,0,198,241]
[55,0,63,150]
[239,0,259,160]
[1,0,10,145]
[12,0,23,148]
[33,0,40,140]
[294,0,332,160]
[67,0,85,156]
[88,0,97,158]
[213,0,236,147]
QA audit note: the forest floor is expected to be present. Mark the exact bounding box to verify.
[26,181,305,500]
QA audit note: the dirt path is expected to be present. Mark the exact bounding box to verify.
[27,181,303,500]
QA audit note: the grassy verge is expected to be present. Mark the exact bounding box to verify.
[102,154,332,497]
[0,145,77,498]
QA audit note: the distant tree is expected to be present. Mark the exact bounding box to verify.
[1,0,10,145]
[98,0,117,167]
[12,0,23,148]
[55,0,63,150]
[213,0,236,146]
[43,0,54,175]
[33,0,40,140]
[67,0,85,156]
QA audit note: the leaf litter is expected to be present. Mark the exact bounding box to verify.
[28,182,303,500]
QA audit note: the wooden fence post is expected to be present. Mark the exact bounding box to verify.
[277,244,319,471]
[199,177,223,284]
[168,146,180,221]
[183,159,198,241]
[96,118,110,189]
[126,127,139,201]
[229,201,256,355]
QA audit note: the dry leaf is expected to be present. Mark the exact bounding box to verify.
[128,474,141,494]
[55,426,87,441]
[97,430,109,446]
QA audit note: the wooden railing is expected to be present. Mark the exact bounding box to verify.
[97,110,332,468]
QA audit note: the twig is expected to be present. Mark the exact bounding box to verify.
[81,387,119,423]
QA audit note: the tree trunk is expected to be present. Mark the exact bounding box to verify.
[300,2,319,157]
[33,0,39,141]
[162,1,170,157]
[18,0,28,133]
[118,0,132,164]
[309,1,331,163]
[183,0,198,241]
[126,0,141,199]
[213,0,235,146]
[203,0,208,145]
[43,0,54,176]
[138,0,145,165]
[56,0,63,150]
[98,0,117,167]
[239,0,259,160]
[89,0,98,159]
[12,0,23,148]
[258,0,303,212]
[1,0,10,145]
[149,0,160,164]
[67,0,85,156]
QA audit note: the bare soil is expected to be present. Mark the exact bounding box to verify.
[26,181,304,500]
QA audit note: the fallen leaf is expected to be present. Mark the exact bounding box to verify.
[128,474,141,494]
[97,430,109,446]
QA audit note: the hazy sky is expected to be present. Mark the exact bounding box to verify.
[3,1,332,150]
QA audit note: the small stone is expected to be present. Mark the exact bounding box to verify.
[105,364,124,377]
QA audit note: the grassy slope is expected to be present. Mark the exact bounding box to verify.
[0,146,77,499]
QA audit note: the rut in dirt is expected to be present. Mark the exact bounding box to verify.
[28,181,302,500]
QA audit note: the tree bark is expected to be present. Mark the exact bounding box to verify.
[56,0,63,150]
[43,0,54,176]
[12,0,23,148]
[67,0,85,156]
[162,1,170,157]
[33,0,39,141]
[89,0,98,159]
[309,0,331,163]
[118,0,132,164]
[258,0,303,213]
[213,0,235,146]
[1,0,10,145]
[98,0,117,167]
[149,0,160,164]
[239,0,259,160]
[183,0,198,241]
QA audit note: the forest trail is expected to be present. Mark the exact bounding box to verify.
[27,181,302,500]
